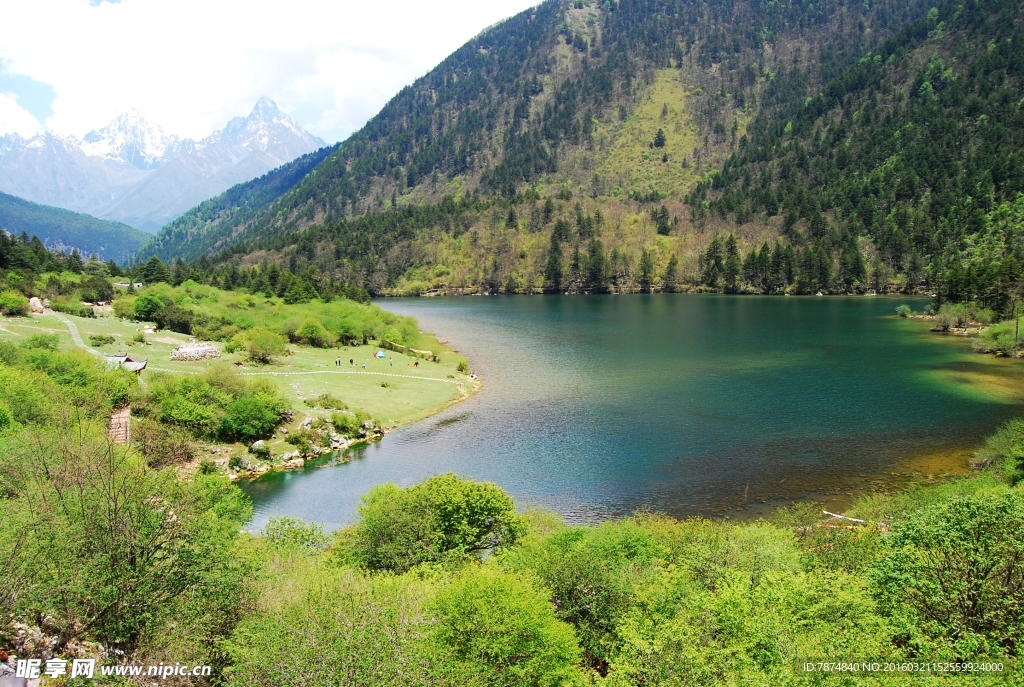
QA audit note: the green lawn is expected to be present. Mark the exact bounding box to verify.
[0,310,477,433]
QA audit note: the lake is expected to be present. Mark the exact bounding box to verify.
[243,295,1024,530]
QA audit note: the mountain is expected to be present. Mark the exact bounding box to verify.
[137,143,338,263]
[0,98,325,232]
[0,190,148,263]
[145,0,1024,312]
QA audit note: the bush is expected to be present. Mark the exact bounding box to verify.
[219,394,288,443]
[50,297,95,318]
[22,333,60,351]
[294,318,333,347]
[352,474,526,572]
[869,491,1024,658]
[331,409,371,437]
[305,393,347,410]
[131,417,197,467]
[973,418,1024,482]
[456,360,469,373]
[112,296,136,320]
[973,322,1018,356]
[244,327,288,364]
[133,293,167,321]
[79,275,114,303]
[88,334,116,347]
[263,516,330,550]
[0,290,29,316]
[895,304,912,318]
[153,304,195,334]
[433,566,582,686]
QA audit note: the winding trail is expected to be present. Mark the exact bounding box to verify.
[53,312,100,356]
[241,369,461,385]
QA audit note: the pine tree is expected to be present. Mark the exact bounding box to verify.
[724,235,741,292]
[544,233,564,293]
[639,250,654,292]
[653,128,667,148]
[663,254,680,293]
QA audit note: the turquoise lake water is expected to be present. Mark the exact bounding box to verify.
[243,295,1024,529]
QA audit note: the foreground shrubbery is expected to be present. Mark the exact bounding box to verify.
[0,340,254,670]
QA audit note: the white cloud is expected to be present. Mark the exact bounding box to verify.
[0,0,541,143]
[0,92,41,137]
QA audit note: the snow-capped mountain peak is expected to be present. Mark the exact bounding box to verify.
[0,97,326,232]
[80,109,177,170]
[221,97,313,151]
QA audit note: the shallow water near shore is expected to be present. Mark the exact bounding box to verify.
[243,295,1024,530]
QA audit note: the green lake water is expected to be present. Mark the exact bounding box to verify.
[243,295,1024,529]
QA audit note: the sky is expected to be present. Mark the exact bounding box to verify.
[0,0,540,143]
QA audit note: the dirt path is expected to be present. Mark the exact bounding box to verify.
[53,312,100,356]
[244,369,461,385]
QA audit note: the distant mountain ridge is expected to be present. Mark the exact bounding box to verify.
[0,97,325,232]
[0,190,148,263]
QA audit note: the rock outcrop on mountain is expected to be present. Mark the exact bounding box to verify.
[0,97,325,232]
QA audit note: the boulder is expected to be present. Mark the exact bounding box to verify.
[28,297,44,314]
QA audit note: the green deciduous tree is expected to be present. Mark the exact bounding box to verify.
[350,474,526,573]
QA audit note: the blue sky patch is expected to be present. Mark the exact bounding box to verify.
[0,62,56,124]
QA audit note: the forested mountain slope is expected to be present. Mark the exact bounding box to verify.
[0,191,148,263]
[149,0,1023,312]
[138,144,337,263]
[149,0,932,258]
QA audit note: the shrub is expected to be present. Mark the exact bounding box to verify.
[88,334,116,347]
[131,417,197,467]
[294,318,333,347]
[433,566,582,686]
[219,394,288,443]
[973,417,1024,482]
[22,333,60,351]
[869,491,1024,658]
[456,360,469,373]
[244,327,288,365]
[0,290,29,316]
[0,399,20,435]
[133,293,166,321]
[378,325,404,346]
[305,393,347,410]
[352,474,526,572]
[112,296,136,320]
[973,322,1018,356]
[79,275,113,303]
[153,304,195,334]
[263,516,330,550]
[895,304,912,318]
[50,297,95,318]
[331,409,371,437]
[284,428,315,457]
